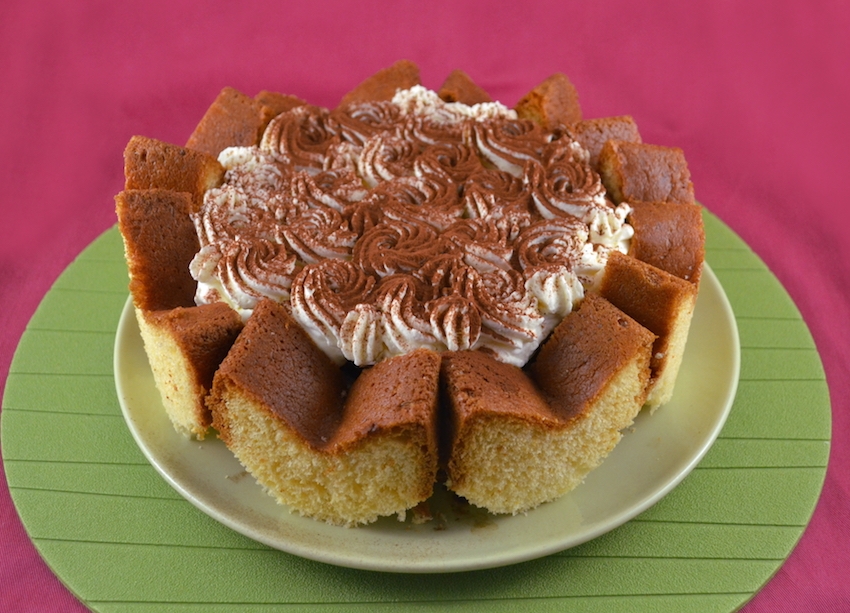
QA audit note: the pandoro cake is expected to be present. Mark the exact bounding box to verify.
[443,294,655,514]
[116,188,243,438]
[116,60,705,525]
[208,299,440,525]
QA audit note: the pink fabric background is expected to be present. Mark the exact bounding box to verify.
[1,1,848,610]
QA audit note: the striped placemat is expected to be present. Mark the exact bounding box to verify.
[1,209,831,612]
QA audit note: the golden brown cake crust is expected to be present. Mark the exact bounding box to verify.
[146,303,244,388]
[438,69,493,105]
[627,201,705,285]
[571,116,642,171]
[186,86,278,157]
[339,59,421,106]
[514,73,582,128]
[598,250,697,382]
[143,303,244,432]
[331,349,441,450]
[254,90,307,116]
[530,293,656,420]
[440,350,559,489]
[123,135,224,210]
[599,251,696,337]
[441,350,559,430]
[212,299,346,449]
[115,189,200,311]
[442,303,654,514]
[598,140,695,205]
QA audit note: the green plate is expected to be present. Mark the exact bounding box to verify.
[1,210,831,612]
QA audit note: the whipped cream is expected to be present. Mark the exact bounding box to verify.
[392,85,518,124]
[190,86,633,367]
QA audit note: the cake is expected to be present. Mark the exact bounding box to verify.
[116,188,244,437]
[598,251,698,409]
[134,303,243,437]
[442,294,655,514]
[123,136,224,209]
[514,73,583,128]
[185,87,279,158]
[116,60,705,524]
[598,139,696,205]
[438,69,493,105]
[208,299,440,525]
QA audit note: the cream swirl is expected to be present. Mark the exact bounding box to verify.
[411,256,484,354]
[525,158,607,220]
[290,258,377,363]
[357,132,420,187]
[472,119,548,177]
[442,218,514,273]
[395,114,465,147]
[588,202,633,251]
[373,274,439,356]
[286,170,351,213]
[261,106,341,171]
[376,174,463,230]
[331,100,402,146]
[339,304,386,365]
[191,238,298,317]
[427,294,482,352]
[414,141,483,185]
[392,85,518,124]
[461,168,532,226]
[282,205,357,264]
[468,268,546,366]
[352,219,441,277]
[218,146,288,193]
[416,254,475,299]
[321,142,363,175]
[195,184,293,246]
[525,267,585,319]
[342,196,385,238]
[515,217,589,272]
[310,168,369,205]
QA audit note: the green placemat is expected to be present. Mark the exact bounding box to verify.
[1,210,831,612]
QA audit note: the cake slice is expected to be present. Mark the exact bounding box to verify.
[137,304,243,438]
[598,251,699,409]
[627,201,705,285]
[570,116,642,171]
[208,299,441,526]
[442,294,655,514]
[254,90,307,116]
[116,187,242,438]
[438,69,493,105]
[514,73,582,128]
[123,135,224,210]
[185,86,278,157]
[598,140,695,205]
[338,59,421,106]
[115,189,200,311]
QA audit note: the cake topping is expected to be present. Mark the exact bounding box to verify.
[190,86,633,367]
[471,119,548,177]
[260,106,343,172]
[391,85,517,124]
[330,101,402,146]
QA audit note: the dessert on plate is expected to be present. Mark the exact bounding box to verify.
[116,60,704,525]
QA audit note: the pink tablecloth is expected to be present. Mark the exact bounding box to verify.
[2,2,848,611]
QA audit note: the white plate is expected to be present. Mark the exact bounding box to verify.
[114,264,739,573]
